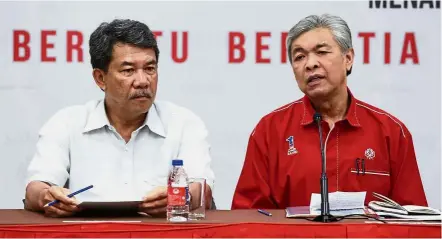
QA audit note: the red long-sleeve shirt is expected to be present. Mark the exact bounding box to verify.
[232,89,427,209]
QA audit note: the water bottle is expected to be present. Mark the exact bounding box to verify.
[167,159,190,222]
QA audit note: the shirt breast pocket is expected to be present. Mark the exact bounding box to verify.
[348,158,391,194]
[350,168,390,176]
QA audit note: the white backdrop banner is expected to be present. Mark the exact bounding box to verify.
[0,1,440,209]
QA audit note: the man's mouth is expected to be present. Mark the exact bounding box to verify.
[307,74,325,84]
[130,91,152,99]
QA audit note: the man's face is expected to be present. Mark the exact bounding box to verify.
[95,43,158,115]
[289,28,353,99]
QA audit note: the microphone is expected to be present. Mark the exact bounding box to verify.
[312,112,338,223]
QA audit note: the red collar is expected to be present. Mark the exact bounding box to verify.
[300,88,361,127]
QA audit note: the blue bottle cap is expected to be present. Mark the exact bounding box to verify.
[172,159,183,166]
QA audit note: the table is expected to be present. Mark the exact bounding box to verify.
[0,209,439,238]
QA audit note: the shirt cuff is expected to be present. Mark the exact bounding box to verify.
[26,174,63,187]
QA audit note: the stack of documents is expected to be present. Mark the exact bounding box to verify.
[286,191,368,218]
[368,192,441,221]
[309,191,367,216]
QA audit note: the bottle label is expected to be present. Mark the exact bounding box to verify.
[168,186,187,206]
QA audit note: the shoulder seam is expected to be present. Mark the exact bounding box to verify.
[356,103,406,138]
[271,99,302,114]
[251,100,302,136]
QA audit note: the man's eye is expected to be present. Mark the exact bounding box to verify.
[121,69,134,75]
[145,66,157,74]
[294,55,304,61]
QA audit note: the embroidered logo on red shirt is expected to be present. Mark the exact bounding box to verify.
[365,148,375,160]
[286,136,298,155]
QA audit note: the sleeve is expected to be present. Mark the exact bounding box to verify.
[231,123,276,209]
[177,111,215,191]
[26,109,71,188]
[389,124,428,206]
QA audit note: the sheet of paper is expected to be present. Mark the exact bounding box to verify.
[375,211,442,221]
[285,206,368,218]
[285,206,311,217]
[310,191,366,211]
[365,220,442,225]
[74,182,158,202]
[310,208,366,216]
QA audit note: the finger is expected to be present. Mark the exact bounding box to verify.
[42,192,56,206]
[42,189,79,211]
[142,186,167,202]
[137,212,152,217]
[140,197,167,209]
[48,187,76,205]
[61,188,81,204]
[44,205,74,218]
[143,206,167,217]
[142,186,167,201]
[51,202,79,212]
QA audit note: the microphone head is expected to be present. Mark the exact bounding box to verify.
[313,112,322,122]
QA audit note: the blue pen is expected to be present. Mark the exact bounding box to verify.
[44,185,93,207]
[258,209,272,217]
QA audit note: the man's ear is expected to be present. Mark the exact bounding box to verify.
[345,48,354,76]
[92,68,106,91]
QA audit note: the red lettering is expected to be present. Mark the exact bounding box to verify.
[400,32,419,64]
[13,30,30,62]
[41,30,56,62]
[358,32,375,64]
[281,32,288,63]
[66,31,83,62]
[228,32,246,63]
[384,32,391,64]
[171,31,188,63]
[152,31,163,38]
[256,32,271,63]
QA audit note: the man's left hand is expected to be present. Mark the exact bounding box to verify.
[139,186,168,217]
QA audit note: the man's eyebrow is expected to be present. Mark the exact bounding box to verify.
[292,42,332,54]
[120,61,134,67]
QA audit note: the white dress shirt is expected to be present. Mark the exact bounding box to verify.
[26,99,215,201]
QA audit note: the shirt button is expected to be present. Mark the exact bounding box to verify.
[124,147,128,151]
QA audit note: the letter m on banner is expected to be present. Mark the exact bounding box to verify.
[369,0,387,8]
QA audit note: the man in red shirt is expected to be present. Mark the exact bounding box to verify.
[231,14,427,209]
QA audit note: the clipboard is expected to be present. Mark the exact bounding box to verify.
[77,200,143,211]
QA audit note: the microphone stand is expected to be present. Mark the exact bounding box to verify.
[313,113,338,223]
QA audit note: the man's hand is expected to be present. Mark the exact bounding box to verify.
[189,182,202,210]
[39,186,79,217]
[139,186,168,217]
[189,181,213,210]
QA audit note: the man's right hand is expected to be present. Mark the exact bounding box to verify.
[39,186,80,217]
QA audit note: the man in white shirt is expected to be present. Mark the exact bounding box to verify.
[24,19,215,217]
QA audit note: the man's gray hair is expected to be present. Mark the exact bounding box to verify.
[286,14,353,75]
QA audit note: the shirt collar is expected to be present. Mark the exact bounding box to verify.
[83,100,167,137]
[300,88,361,127]
[145,103,166,137]
[83,100,110,132]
